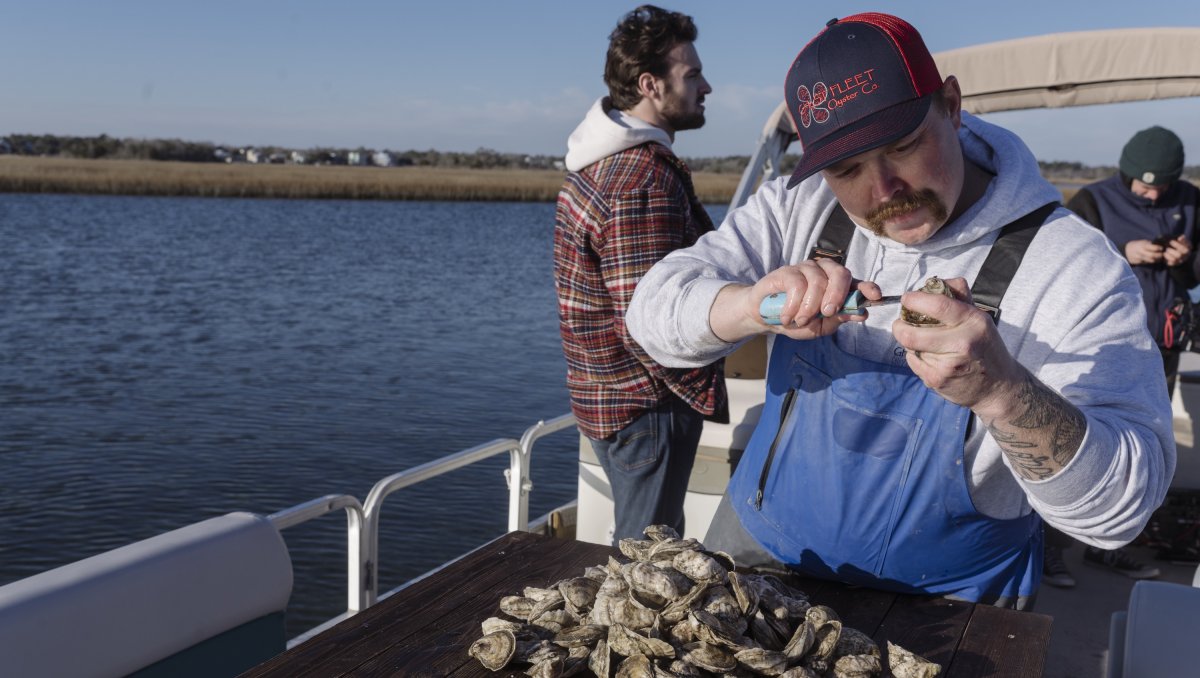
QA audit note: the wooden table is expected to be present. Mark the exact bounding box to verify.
[241,531,1051,677]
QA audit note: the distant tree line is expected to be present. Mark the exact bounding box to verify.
[0,133,568,169]
[3,133,1196,179]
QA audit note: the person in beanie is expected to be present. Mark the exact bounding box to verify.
[1039,126,1200,585]
[627,12,1174,609]
[554,5,727,544]
[1069,126,1200,394]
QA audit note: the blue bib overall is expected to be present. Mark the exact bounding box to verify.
[729,333,1041,603]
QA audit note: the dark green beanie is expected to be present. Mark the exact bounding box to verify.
[1119,126,1184,185]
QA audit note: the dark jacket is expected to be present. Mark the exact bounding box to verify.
[1067,175,1200,348]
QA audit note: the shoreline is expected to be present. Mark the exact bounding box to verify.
[0,156,741,204]
[0,156,1087,204]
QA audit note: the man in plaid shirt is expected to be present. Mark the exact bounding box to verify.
[553,5,727,544]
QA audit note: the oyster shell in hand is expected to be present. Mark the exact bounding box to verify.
[900,276,955,326]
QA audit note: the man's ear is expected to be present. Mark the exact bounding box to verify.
[637,72,660,102]
[942,76,963,128]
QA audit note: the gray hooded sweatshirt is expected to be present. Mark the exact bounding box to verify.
[627,112,1175,548]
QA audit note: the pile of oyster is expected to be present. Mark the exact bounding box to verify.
[468,525,940,677]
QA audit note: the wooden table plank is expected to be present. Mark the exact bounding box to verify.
[873,594,975,675]
[947,603,1052,678]
[351,537,613,676]
[241,531,558,678]
[444,541,618,677]
[792,575,899,635]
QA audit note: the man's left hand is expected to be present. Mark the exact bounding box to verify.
[891,277,1026,415]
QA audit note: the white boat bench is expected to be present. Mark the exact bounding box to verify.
[1106,573,1200,678]
[0,511,292,678]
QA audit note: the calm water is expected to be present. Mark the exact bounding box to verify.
[0,192,727,637]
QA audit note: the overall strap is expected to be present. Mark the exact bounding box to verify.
[970,201,1059,322]
[808,201,1061,323]
[808,204,856,265]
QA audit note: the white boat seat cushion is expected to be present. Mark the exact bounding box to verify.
[1108,579,1200,678]
[0,511,292,678]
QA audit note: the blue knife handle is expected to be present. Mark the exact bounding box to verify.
[759,290,865,325]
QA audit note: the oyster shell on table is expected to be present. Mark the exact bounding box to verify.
[499,594,536,621]
[554,623,606,648]
[679,641,737,672]
[672,549,727,583]
[835,626,880,658]
[618,538,654,562]
[734,646,790,674]
[607,622,675,659]
[614,652,654,677]
[782,619,816,661]
[643,524,681,542]
[468,629,517,670]
[900,275,956,326]
[558,576,601,616]
[805,605,844,661]
[481,616,524,636]
[625,561,691,607]
[832,652,882,678]
[588,637,612,677]
[888,638,940,676]
[887,640,943,677]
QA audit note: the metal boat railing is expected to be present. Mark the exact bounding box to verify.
[266,493,365,644]
[275,413,577,643]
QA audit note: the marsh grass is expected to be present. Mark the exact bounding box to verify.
[0,156,1084,205]
[0,156,742,203]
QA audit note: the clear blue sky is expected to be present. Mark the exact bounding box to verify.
[2,0,1197,165]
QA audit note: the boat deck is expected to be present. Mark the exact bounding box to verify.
[1038,541,1197,677]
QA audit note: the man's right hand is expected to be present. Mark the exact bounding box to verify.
[1125,238,1166,265]
[709,259,878,343]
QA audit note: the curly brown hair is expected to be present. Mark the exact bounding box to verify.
[604,5,698,110]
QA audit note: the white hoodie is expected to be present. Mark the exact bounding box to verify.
[564,97,673,171]
[627,112,1176,547]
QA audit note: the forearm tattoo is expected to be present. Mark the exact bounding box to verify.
[985,375,1086,480]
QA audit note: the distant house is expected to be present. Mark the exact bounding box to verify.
[245,149,263,164]
[553,160,566,171]
[347,151,368,166]
[290,151,308,165]
[268,152,286,164]
[371,151,394,167]
[213,148,231,162]
[0,138,12,154]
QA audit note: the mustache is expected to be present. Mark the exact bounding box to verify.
[865,189,947,232]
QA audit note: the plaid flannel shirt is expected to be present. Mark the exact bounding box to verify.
[554,142,727,440]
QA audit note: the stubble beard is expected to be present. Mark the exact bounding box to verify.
[667,108,705,132]
[661,84,705,132]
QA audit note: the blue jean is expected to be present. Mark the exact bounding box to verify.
[587,395,703,545]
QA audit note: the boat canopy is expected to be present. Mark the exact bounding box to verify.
[938,27,1200,114]
[732,27,1200,210]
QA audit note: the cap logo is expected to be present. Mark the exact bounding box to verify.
[1142,171,1157,184]
[794,68,880,129]
[795,83,830,128]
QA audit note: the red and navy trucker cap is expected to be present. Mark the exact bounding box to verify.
[785,13,943,188]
